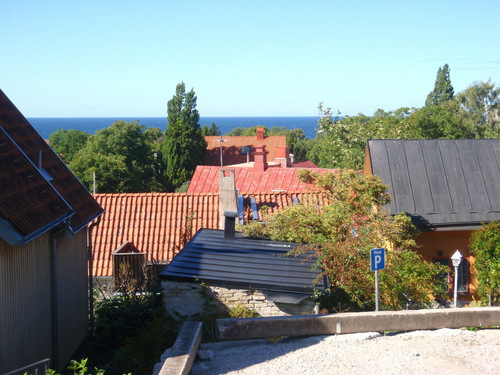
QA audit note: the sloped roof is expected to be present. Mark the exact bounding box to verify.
[366,139,500,229]
[0,90,103,245]
[92,191,329,277]
[240,192,331,221]
[0,127,74,244]
[187,166,336,194]
[204,134,287,166]
[292,160,319,168]
[92,193,220,277]
[160,228,326,295]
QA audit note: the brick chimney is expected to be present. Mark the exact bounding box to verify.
[275,146,291,168]
[254,145,268,172]
[256,127,265,141]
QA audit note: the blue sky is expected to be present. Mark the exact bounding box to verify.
[2,0,500,117]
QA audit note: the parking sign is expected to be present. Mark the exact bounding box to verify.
[370,248,385,271]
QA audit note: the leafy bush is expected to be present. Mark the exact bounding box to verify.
[243,169,448,310]
[470,221,500,306]
[85,267,180,375]
[229,303,260,318]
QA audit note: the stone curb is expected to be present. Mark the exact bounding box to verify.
[158,321,202,375]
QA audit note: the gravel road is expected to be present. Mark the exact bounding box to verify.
[190,329,500,375]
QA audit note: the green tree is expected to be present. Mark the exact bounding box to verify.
[71,120,157,192]
[456,80,500,138]
[407,101,471,139]
[243,169,446,310]
[293,138,316,162]
[310,104,412,169]
[71,152,133,193]
[160,82,206,191]
[425,64,454,107]
[143,127,164,147]
[201,122,221,136]
[49,128,91,163]
[268,126,306,156]
[469,221,500,306]
[225,126,269,136]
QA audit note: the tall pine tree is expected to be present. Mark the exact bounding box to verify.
[160,82,206,191]
[425,64,455,106]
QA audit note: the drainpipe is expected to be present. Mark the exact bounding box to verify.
[87,216,101,334]
[51,220,71,371]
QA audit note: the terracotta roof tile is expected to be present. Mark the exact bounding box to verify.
[92,193,220,277]
[204,134,287,166]
[292,160,319,168]
[187,166,337,194]
[93,190,331,277]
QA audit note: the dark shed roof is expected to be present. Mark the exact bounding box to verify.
[0,90,103,245]
[367,139,500,229]
[160,229,325,295]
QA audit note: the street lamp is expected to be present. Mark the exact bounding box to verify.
[451,250,462,308]
[217,136,226,167]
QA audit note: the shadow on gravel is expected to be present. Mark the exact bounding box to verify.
[191,335,332,374]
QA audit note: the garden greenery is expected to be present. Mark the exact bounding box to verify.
[243,169,447,310]
[470,221,500,306]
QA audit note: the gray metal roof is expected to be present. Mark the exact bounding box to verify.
[367,139,500,229]
[160,229,326,295]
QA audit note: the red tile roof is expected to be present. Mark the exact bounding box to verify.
[204,134,287,166]
[92,191,331,277]
[92,193,220,277]
[292,160,319,168]
[187,166,337,194]
[241,192,331,221]
[0,90,103,244]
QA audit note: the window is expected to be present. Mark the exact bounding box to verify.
[457,258,469,293]
[434,257,469,294]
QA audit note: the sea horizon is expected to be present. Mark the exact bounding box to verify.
[28,116,321,139]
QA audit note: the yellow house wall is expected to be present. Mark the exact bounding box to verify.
[416,230,478,302]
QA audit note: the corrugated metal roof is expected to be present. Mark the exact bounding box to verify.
[187,165,337,194]
[367,139,500,229]
[0,90,103,234]
[160,228,325,294]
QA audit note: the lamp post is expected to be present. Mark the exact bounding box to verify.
[217,136,226,167]
[451,250,462,308]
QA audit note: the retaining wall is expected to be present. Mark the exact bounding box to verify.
[216,306,500,341]
[161,280,317,318]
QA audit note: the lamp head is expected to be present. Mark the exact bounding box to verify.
[451,250,462,267]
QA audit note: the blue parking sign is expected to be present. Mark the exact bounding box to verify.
[370,248,385,271]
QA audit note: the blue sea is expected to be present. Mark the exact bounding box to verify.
[28,116,320,140]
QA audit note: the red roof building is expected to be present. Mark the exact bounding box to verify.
[188,144,335,194]
[92,191,330,278]
[204,127,287,166]
[92,192,219,277]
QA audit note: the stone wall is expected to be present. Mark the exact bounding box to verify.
[161,280,318,318]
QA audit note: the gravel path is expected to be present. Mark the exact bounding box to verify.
[191,329,500,375]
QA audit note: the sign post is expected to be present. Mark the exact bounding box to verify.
[370,248,385,311]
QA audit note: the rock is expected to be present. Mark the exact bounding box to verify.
[197,349,215,361]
